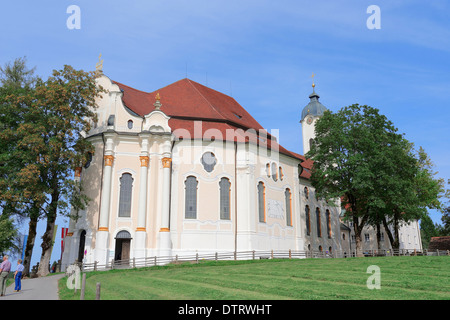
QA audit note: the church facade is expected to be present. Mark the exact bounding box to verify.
[61,74,421,268]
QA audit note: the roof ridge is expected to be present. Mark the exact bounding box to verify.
[185,79,227,120]
[112,80,150,94]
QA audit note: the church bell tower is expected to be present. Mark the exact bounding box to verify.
[300,75,328,155]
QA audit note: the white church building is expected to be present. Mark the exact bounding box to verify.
[61,73,421,268]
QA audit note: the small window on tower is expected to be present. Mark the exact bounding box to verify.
[127,120,133,129]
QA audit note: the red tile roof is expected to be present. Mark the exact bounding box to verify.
[112,78,311,173]
[428,236,450,250]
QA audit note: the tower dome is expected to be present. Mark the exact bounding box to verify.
[301,87,327,122]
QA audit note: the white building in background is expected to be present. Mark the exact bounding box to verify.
[61,73,421,268]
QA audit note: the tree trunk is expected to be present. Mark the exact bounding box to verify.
[22,215,38,277]
[376,223,382,250]
[352,215,365,257]
[37,185,59,277]
[37,214,56,277]
[382,215,400,250]
[393,215,400,250]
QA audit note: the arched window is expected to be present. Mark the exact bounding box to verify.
[279,167,284,181]
[326,209,331,238]
[271,163,277,181]
[316,207,321,237]
[319,245,323,252]
[305,205,311,236]
[219,178,231,220]
[118,173,133,217]
[285,188,292,226]
[309,138,314,151]
[127,120,133,129]
[304,187,309,199]
[116,230,132,239]
[185,176,198,219]
[266,163,270,178]
[257,182,266,223]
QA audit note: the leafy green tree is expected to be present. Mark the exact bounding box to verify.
[441,207,450,236]
[0,213,18,256]
[32,65,104,276]
[1,59,104,276]
[307,104,430,255]
[420,214,441,249]
[0,57,43,274]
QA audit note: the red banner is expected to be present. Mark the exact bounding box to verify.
[61,227,69,260]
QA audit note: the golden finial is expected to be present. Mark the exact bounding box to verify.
[154,92,162,110]
[311,72,315,88]
[95,54,104,74]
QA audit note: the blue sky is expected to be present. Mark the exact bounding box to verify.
[1,1,449,266]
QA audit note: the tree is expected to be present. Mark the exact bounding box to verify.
[0,213,18,256]
[33,65,104,276]
[0,57,44,275]
[307,104,416,255]
[420,215,441,249]
[380,146,445,250]
[1,60,104,276]
[441,207,450,236]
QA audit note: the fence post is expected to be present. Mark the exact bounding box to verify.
[133,257,136,268]
[80,273,86,300]
[437,250,440,256]
[196,253,199,264]
[289,249,292,259]
[252,250,255,260]
[271,250,274,259]
[95,282,101,300]
[94,261,97,271]
[215,252,218,261]
[154,256,157,266]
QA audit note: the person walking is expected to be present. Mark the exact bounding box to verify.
[14,259,24,292]
[0,255,12,296]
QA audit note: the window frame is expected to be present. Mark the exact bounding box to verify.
[326,209,331,239]
[219,177,231,220]
[257,181,266,223]
[285,188,292,227]
[184,176,198,219]
[305,205,311,236]
[316,207,322,238]
[118,173,134,218]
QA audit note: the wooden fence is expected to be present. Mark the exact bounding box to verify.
[77,248,450,273]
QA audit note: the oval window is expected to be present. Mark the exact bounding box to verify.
[201,152,216,173]
[127,120,133,129]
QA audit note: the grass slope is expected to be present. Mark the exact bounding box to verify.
[58,256,450,300]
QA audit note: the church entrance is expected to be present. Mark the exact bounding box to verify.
[114,230,132,261]
[77,230,86,263]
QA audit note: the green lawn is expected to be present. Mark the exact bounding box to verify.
[58,256,450,300]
